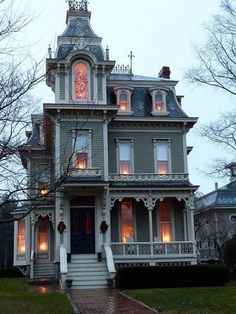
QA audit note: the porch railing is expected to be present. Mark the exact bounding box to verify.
[111,241,195,259]
[109,173,189,182]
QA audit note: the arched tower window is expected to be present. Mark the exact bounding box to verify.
[74,62,89,100]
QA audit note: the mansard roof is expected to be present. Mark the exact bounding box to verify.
[57,44,104,61]
[195,180,236,211]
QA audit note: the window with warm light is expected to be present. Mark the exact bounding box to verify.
[114,87,133,115]
[119,92,128,112]
[155,141,170,174]
[159,200,172,242]
[74,132,91,169]
[17,219,26,256]
[154,92,164,112]
[120,201,135,242]
[37,217,48,252]
[149,88,168,115]
[74,62,89,100]
[37,165,50,196]
[118,142,132,174]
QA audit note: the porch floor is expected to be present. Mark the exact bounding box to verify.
[69,289,157,313]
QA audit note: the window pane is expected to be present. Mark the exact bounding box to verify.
[155,92,163,102]
[17,220,25,254]
[159,200,172,242]
[121,202,134,242]
[76,152,88,169]
[119,143,130,160]
[157,143,168,160]
[75,134,88,152]
[38,218,48,252]
[157,161,168,174]
[155,101,164,112]
[74,63,88,100]
[120,161,131,174]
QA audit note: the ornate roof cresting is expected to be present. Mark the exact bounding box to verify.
[66,0,89,11]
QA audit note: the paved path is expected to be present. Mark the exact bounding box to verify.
[69,289,158,314]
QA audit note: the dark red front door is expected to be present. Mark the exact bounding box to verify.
[71,206,95,254]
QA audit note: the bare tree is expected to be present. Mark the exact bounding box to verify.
[0,0,45,222]
[186,0,236,95]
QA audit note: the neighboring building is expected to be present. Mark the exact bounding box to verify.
[13,1,198,289]
[195,163,236,262]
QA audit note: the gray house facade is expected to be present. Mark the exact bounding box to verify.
[13,2,198,289]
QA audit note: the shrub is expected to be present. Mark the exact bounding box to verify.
[116,265,230,289]
[0,268,25,278]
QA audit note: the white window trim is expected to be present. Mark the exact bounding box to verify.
[156,200,175,242]
[115,138,134,174]
[113,86,133,115]
[149,87,169,116]
[153,139,172,174]
[73,130,92,168]
[72,60,91,102]
[118,201,137,242]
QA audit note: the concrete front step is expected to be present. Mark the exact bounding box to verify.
[67,254,109,289]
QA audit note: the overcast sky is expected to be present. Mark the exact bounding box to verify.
[16,0,236,194]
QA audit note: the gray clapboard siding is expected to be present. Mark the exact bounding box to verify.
[108,131,185,173]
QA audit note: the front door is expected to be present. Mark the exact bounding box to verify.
[71,207,95,254]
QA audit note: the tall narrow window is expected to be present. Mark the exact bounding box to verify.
[119,92,128,112]
[120,201,134,242]
[74,132,91,169]
[155,141,170,174]
[154,92,164,112]
[37,217,48,252]
[119,142,132,174]
[17,219,26,256]
[159,200,172,242]
[74,63,88,100]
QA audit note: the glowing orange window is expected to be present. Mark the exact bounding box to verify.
[17,219,26,254]
[37,217,48,252]
[159,200,172,242]
[119,92,128,112]
[119,142,132,174]
[74,63,88,100]
[155,92,164,112]
[75,133,90,169]
[120,201,134,242]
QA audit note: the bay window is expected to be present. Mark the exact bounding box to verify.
[120,201,135,242]
[17,219,26,258]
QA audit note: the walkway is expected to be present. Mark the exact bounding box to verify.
[69,289,158,314]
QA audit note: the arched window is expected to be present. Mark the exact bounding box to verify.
[154,92,164,112]
[74,62,89,100]
[119,92,128,112]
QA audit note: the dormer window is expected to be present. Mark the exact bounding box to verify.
[74,62,89,100]
[149,88,169,116]
[114,87,133,115]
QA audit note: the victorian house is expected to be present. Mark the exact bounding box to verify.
[195,163,236,262]
[13,1,198,289]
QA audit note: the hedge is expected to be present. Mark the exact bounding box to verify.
[0,268,25,278]
[116,265,230,289]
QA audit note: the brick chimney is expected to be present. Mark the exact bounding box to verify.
[158,66,171,79]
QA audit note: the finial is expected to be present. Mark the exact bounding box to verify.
[66,0,89,11]
[106,46,110,61]
[48,45,52,58]
[128,51,135,74]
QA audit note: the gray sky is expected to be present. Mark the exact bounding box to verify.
[16,0,235,194]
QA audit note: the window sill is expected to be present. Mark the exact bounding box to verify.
[151,110,169,116]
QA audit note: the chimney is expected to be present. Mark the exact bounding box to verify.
[215,182,218,190]
[158,66,171,79]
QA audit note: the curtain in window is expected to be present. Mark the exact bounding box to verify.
[74,63,88,100]
[119,92,128,111]
[38,217,48,252]
[17,220,25,254]
[119,142,131,174]
[156,142,169,174]
[120,202,134,242]
[155,92,164,112]
[75,133,89,169]
[159,200,172,242]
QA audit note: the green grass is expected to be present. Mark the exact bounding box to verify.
[0,278,73,314]
[124,286,236,314]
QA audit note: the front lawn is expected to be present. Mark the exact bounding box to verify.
[0,278,73,314]
[124,286,236,314]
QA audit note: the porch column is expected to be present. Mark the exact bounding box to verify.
[148,208,154,243]
[30,219,35,279]
[186,201,195,242]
